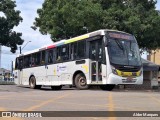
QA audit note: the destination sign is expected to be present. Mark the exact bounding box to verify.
[108,32,134,40]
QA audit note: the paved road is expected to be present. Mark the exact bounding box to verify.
[0,85,160,120]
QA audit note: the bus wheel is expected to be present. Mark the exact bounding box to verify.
[29,76,41,89]
[75,73,88,90]
[51,86,62,90]
[99,85,115,91]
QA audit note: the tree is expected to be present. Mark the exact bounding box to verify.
[33,0,103,42]
[101,0,160,51]
[34,0,160,51]
[0,0,23,53]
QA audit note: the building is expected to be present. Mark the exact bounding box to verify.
[124,58,160,90]
[0,68,11,81]
[147,50,160,82]
[142,59,160,89]
[147,50,160,65]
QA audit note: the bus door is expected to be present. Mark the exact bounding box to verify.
[18,57,23,85]
[89,39,102,83]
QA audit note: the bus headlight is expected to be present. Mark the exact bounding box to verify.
[111,66,118,75]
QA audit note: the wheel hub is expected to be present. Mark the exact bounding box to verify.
[30,79,34,87]
[79,77,86,86]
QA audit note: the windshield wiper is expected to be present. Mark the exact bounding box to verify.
[114,39,124,50]
[129,41,135,54]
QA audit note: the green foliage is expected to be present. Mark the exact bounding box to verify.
[34,0,160,51]
[34,0,103,41]
[0,0,23,53]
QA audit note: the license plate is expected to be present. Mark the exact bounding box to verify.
[122,77,136,83]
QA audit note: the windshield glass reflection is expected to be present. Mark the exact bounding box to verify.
[108,39,141,66]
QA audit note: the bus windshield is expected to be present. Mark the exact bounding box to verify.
[108,38,141,66]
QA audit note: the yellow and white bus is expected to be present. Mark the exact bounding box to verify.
[14,29,143,90]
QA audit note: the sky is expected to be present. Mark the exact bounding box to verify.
[0,0,160,70]
[1,0,53,69]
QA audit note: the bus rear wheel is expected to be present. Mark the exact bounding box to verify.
[29,76,41,89]
[51,86,62,90]
[100,84,115,91]
[75,73,88,90]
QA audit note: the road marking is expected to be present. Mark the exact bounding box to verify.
[55,101,110,108]
[0,107,6,111]
[0,94,18,98]
[54,101,143,111]
[0,97,43,102]
[92,118,107,120]
[91,92,117,120]
[24,93,72,111]
[148,94,160,105]
[108,92,116,120]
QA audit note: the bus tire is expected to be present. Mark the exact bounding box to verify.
[100,85,115,91]
[51,86,62,90]
[75,73,88,90]
[29,76,41,89]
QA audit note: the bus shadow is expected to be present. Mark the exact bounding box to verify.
[17,85,104,91]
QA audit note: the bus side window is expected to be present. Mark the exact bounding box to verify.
[15,58,18,70]
[41,51,46,65]
[48,49,53,64]
[24,55,30,68]
[28,55,32,67]
[71,43,77,60]
[98,40,103,62]
[56,47,61,62]
[77,40,86,59]
[31,54,36,66]
[36,52,41,65]
[18,58,23,70]
[61,45,69,61]
[53,48,56,63]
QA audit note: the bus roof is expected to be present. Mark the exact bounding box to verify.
[17,29,131,57]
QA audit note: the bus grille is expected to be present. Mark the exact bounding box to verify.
[117,67,140,72]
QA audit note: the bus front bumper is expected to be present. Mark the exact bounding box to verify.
[106,73,143,85]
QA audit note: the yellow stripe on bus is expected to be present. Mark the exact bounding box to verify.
[82,65,89,73]
[64,34,89,44]
[116,69,141,77]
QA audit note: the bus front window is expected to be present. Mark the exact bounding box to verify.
[108,39,141,66]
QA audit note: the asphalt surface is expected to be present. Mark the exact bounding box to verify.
[0,85,160,120]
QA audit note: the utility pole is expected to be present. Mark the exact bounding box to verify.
[19,41,31,54]
[19,46,21,54]
[11,61,13,78]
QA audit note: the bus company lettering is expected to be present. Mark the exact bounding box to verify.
[57,65,67,72]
